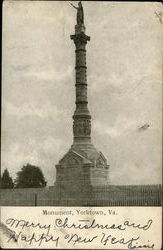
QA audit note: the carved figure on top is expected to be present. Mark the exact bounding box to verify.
[70,1,84,25]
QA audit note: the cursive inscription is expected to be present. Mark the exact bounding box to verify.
[55,217,153,231]
[6,218,51,235]
[7,231,59,247]
[64,233,98,245]
[4,216,155,248]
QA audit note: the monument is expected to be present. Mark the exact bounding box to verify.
[55,1,109,202]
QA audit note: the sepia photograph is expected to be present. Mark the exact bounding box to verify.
[1,1,162,249]
[1,1,162,207]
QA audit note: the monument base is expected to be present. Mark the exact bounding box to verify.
[55,143,109,200]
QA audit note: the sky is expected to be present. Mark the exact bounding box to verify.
[2,1,162,186]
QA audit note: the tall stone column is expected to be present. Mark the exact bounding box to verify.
[71,25,91,145]
[55,2,109,199]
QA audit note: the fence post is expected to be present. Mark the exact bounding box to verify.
[34,193,37,206]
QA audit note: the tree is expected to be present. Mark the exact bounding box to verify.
[15,163,47,188]
[1,169,14,189]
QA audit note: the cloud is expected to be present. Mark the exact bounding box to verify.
[11,64,30,71]
[3,102,62,120]
[25,66,73,82]
[1,133,71,184]
[111,160,162,185]
[93,115,149,138]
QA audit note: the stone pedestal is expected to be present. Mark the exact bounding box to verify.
[55,143,109,200]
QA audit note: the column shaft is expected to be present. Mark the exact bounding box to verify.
[71,29,91,144]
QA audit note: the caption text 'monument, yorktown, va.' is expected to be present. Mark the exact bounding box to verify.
[42,209,118,216]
